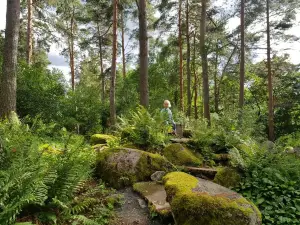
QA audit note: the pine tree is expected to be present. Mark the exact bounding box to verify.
[0,0,21,118]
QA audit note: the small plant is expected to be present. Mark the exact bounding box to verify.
[116,106,170,150]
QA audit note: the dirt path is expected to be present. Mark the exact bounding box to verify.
[110,188,166,225]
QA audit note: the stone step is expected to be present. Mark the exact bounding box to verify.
[185,166,218,180]
[170,138,191,144]
[133,182,171,217]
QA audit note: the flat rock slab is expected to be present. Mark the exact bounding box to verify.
[170,138,191,144]
[133,182,171,215]
[185,167,218,180]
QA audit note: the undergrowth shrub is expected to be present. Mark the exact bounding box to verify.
[117,106,170,150]
[0,120,117,225]
[276,132,300,150]
[236,151,300,224]
[190,109,265,168]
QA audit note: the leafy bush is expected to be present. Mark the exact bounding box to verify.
[117,106,170,150]
[236,151,300,224]
[0,120,117,225]
[276,132,300,150]
[17,63,65,121]
[58,87,104,135]
[190,109,265,168]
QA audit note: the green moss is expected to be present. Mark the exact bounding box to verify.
[39,144,62,155]
[163,144,202,166]
[95,148,175,189]
[163,172,262,225]
[213,167,241,188]
[90,134,117,145]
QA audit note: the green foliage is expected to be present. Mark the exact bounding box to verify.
[57,86,104,135]
[17,63,65,121]
[16,62,105,135]
[0,120,117,225]
[236,151,300,224]
[276,132,300,150]
[117,106,170,150]
[190,109,265,168]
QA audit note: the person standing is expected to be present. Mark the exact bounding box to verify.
[161,100,176,134]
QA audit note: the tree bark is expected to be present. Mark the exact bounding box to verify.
[214,43,218,113]
[267,0,275,141]
[239,0,245,109]
[186,0,191,117]
[193,32,198,119]
[69,6,75,91]
[179,0,184,111]
[97,22,105,102]
[0,0,21,118]
[200,0,210,124]
[121,10,126,78]
[0,0,20,118]
[137,0,149,107]
[110,0,118,126]
[26,0,33,65]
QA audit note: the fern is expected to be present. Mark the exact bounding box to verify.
[117,106,170,150]
[72,215,100,225]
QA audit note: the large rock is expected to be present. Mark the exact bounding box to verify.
[90,134,117,145]
[162,143,202,166]
[163,172,262,225]
[95,148,174,188]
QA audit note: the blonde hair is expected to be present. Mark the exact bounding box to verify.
[164,100,171,107]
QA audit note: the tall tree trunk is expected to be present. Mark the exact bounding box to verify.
[179,0,184,111]
[239,0,245,109]
[186,0,191,117]
[0,0,21,118]
[110,0,118,126]
[121,10,126,78]
[200,0,210,124]
[137,0,149,107]
[97,22,105,102]
[267,0,275,141]
[70,7,75,91]
[193,32,198,119]
[26,0,33,64]
[214,43,218,113]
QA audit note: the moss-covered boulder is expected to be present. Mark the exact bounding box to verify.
[213,167,241,188]
[162,143,202,166]
[90,134,117,145]
[95,148,174,188]
[163,172,262,225]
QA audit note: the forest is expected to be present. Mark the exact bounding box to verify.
[0,0,300,224]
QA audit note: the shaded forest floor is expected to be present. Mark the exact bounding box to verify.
[110,188,170,225]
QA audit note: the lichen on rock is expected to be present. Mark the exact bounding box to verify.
[163,172,262,225]
[95,148,175,189]
[162,143,202,166]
